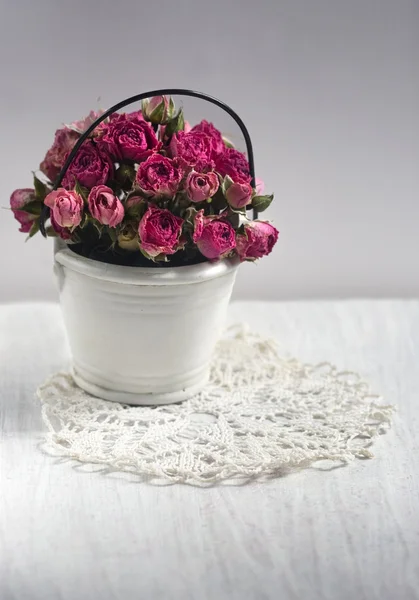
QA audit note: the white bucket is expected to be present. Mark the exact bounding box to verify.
[54,241,239,405]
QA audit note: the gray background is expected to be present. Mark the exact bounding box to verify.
[1,0,418,302]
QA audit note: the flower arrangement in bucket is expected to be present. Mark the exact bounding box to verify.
[10,89,279,405]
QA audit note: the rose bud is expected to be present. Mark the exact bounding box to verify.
[44,188,84,228]
[194,215,236,260]
[115,164,136,190]
[185,171,219,203]
[142,96,175,124]
[138,206,184,258]
[87,185,124,227]
[225,181,253,209]
[10,188,37,233]
[125,195,146,219]
[117,224,139,251]
[236,221,279,261]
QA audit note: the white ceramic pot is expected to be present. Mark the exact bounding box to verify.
[53,241,239,405]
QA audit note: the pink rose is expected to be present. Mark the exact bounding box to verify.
[88,185,124,227]
[136,154,182,196]
[125,110,145,121]
[225,181,253,209]
[191,120,225,159]
[44,188,83,228]
[194,215,236,260]
[40,127,79,182]
[236,221,279,261]
[68,110,103,134]
[62,143,113,190]
[50,211,72,240]
[185,171,219,202]
[255,178,265,195]
[215,148,251,183]
[99,114,159,163]
[138,206,184,258]
[169,130,213,169]
[10,188,37,233]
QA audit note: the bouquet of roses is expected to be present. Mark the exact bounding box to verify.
[10,96,278,266]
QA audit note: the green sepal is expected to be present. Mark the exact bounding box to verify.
[138,246,168,262]
[228,205,247,215]
[210,186,228,212]
[164,108,185,137]
[91,219,104,236]
[78,212,89,229]
[168,96,176,119]
[223,137,235,149]
[221,175,234,195]
[149,102,165,124]
[251,194,273,213]
[74,180,90,203]
[152,253,169,262]
[225,211,241,229]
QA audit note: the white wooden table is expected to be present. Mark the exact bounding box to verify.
[1,300,418,600]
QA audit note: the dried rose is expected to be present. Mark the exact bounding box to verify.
[138,206,184,258]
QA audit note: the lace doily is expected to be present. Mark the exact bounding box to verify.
[37,327,394,485]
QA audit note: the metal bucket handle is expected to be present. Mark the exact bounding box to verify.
[40,88,257,235]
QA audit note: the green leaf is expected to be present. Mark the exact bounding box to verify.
[19,200,43,216]
[251,194,274,213]
[25,219,40,241]
[33,174,48,201]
